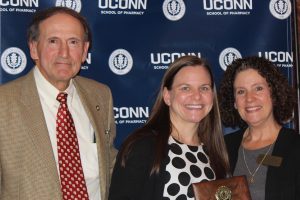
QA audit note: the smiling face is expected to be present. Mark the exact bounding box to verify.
[29,13,89,91]
[234,68,275,128]
[163,65,214,128]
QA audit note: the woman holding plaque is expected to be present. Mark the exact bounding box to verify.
[219,56,300,200]
[109,56,230,200]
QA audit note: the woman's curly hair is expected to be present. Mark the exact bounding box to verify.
[219,56,296,128]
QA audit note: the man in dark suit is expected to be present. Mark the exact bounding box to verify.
[0,7,117,200]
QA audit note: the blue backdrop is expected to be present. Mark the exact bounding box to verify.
[0,0,298,148]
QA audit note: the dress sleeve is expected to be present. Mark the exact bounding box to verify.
[108,137,155,200]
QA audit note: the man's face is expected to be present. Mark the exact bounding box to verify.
[29,13,89,91]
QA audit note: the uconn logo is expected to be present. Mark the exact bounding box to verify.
[81,53,91,70]
[258,51,293,63]
[99,0,147,9]
[219,47,242,71]
[0,0,38,7]
[258,51,293,67]
[98,0,147,15]
[109,49,133,75]
[203,0,252,10]
[151,52,201,70]
[162,0,186,21]
[114,107,149,119]
[114,106,149,124]
[269,0,291,20]
[151,52,201,65]
[56,0,82,12]
[1,47,27,75]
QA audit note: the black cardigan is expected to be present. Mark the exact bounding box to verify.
[225,127,300,200]
[108,135,167,200]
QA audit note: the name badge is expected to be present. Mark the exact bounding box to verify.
[257,154,283,167]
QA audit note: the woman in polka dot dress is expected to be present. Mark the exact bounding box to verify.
[109,56,230,200]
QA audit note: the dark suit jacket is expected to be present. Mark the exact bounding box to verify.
[225,127,300,200]
[0,69,117,200]
[108,134,167,200]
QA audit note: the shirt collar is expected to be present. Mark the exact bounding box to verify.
[33,66,75,105]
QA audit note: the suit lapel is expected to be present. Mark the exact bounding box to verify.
[74,79,108,200]
[19,70,61,194]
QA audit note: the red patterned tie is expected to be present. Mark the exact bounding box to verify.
[56,92,89,200]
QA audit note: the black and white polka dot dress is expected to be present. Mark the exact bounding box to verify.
[163,136,215,200]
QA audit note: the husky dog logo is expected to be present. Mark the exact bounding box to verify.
[1,47,27,75]
[56,0,82,12]
[219,47,242,71]
[162,0,185,21]
[269,0,291,20]
[109,49,133,75]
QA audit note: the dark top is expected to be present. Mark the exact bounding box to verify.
[108,134,216,200]
[108,135,166,200]
[225,127,300,200]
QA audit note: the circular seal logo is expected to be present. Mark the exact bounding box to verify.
[163,0,186,21]
[215,186,232,200]
[109,49,133,75]
[219,47,242,71]
[269,0,291,20]
[56,0,82,12]
[1,47,27,75]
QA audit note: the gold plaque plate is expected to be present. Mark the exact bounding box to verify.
[215,185,232,200]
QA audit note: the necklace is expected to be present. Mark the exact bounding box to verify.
[242,143,273,184]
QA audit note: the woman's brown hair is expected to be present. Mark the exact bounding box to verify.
[119,55,230,178]
[219,56,296,128]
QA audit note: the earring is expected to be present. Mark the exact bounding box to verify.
[166,100,170,106]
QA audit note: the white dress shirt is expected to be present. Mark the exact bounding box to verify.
[34,67,101,200]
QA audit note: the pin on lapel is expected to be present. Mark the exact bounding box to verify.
[96,105,100,111]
